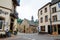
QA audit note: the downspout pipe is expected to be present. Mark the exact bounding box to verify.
[49,4,52,34]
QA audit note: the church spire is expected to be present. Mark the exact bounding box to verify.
[31,16,34,22]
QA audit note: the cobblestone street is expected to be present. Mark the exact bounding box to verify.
[0,0,60,40]
[0,33,60,40]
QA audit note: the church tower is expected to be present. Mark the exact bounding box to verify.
[31,16,34,22]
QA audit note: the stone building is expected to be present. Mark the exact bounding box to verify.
[38,0,60,35]
[19,19,38,33]
[0,0,19,35]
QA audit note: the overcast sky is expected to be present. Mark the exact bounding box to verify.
[16,0,51,20]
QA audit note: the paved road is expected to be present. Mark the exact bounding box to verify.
[0,33,60,40]
[17,33,60,40]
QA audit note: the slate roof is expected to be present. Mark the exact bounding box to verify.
[51,0,60,4]
[24,19,38,27]
[39,0,60,10]
[39,2,51,11]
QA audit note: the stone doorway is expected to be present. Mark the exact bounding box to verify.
[48,25,50,34]
[10,18,14,33]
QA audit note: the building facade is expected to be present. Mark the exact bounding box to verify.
[19,19,38,33]
[38,0,60,35]
[38,3,51,34]
[51,0,60,35]
[0,0,19,35]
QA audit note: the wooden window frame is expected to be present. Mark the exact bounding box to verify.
[40,10,42,15]
[52,7,56,13]
[53,15,57,22]
[40,17,43,23]
[45,15,48,22]
[45,7,47,13]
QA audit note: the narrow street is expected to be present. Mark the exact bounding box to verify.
[0,32,60,40]
[0,0,60,40]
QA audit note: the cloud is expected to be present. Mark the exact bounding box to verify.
[16,0,51,20]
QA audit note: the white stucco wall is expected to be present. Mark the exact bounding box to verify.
[51,2,60,25]
[13,19,18,31]
[39,4,50,26]
[58,12,60,20]
[38,4,50,32]
[45,25,48,32]
[0,8,11,32]
[0,0,13,9]
[57,2,60,20]
[38,2,60,33]
[0,0,14,31]
[0,0,18,34]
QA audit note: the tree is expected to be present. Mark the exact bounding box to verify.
[34,19,38,23]
[17,19,23,24]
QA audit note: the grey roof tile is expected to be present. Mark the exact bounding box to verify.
[24,19,38,27]
[51,0,60,4]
